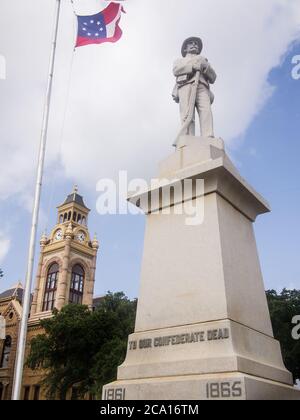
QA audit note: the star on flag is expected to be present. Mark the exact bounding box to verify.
[76,2,126,48]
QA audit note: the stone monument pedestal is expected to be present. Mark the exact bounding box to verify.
[103,137,300,400]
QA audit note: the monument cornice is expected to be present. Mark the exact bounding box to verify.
[129,154,270,222]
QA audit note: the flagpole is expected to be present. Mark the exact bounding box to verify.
[12,0,62,400]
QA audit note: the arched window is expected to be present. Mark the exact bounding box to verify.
[63,213,68,223]
[59,214,63,224]
[43,263,59,312]
[69,264,84,304]
[68,211,71,221]
[82,217,86,226]
[73,211,77,222]
[1,335,12,368]
[77,214,82,224]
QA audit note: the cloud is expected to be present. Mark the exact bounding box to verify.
[0,0,300,203]
[0,232,10,264]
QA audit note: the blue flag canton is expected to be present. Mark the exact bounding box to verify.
[77,13,107,40]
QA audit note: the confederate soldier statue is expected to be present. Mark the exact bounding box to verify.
[173,37,217,145]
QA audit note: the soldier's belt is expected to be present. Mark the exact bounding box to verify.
[176,73,194,86]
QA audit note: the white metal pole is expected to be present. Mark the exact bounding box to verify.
[12,0,62,400]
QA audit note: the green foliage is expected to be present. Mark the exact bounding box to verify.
[26,292,137,400]
[266,289,300,383]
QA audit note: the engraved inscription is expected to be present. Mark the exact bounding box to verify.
[128,328,230,351]
[206,381,243,399]
[103,388,126,400]
[129,341,137,350]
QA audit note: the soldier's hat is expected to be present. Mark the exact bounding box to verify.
[181,37,203,57]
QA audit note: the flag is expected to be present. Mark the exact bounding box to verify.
[76,2,125,48]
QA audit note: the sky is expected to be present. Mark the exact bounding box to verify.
[0,0,300,299]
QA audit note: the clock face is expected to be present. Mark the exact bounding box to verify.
[76,232,86,243]
[54,229,63,241]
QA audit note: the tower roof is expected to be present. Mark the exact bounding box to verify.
[0,282,24,302]
[59,186,90,210]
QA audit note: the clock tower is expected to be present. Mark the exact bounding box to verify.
[30,186,99,320]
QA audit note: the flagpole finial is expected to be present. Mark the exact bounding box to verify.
[73,185,79,194]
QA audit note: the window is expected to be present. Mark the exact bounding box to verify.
[23,386,30,400]
[69,264,84,304]
[42,263,59,312]
[33,385,40,401]
[1,335,12,368]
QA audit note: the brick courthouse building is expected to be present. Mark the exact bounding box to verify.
[0,189,100,400]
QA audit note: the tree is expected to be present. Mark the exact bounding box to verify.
[26,292,137,399]
[266,289,300,383]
